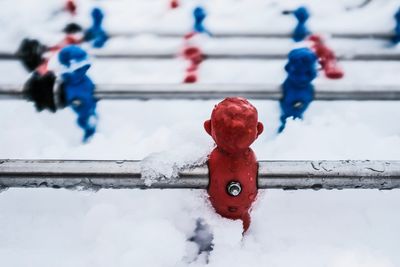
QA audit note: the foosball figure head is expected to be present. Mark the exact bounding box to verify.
[294,6,310,23]
[194,7,207,23]
[285,47,318,87]
[58,45,91,82]
[205,98,263,154]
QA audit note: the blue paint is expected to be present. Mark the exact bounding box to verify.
[58,45,97,142]
[292,6,310,42]
[279,48,318,133]
[84,7,108,48]
[193,6,211,36]
[393,8,400,44]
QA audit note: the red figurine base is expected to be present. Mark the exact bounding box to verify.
[205,97,264,232]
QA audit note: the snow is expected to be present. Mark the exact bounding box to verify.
[1,0,400,266]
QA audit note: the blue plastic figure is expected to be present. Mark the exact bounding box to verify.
[84,7,108,48]
[193,6,212,36]
[279,48,318,133]
[292,6,310,42]
[58,45,97,142]
[393,8,400,44]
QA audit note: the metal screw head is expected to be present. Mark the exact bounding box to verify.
[293,101,304,109]
[227,181,242,196]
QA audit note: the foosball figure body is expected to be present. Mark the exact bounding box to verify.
[84,7,108,48]
[205,97,264,232]
[309,34,344,79]
[293,6,310,42]
[182,46,203,83]
[58,45,97,142]
[279,48,317,132]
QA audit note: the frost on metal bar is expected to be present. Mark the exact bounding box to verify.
[1,83,400,101]
[1,160,400,190]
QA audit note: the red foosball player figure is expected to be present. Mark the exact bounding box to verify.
[204,97,264,232]
[65,0,77,16]
[170,0,179,9]
[308,34,344,79]
[182,46,203,83]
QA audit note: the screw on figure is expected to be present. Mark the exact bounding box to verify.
[393,7,400,44]
[58,45,98,142]
[84,7,109,48]
[279,48,318,133]
[308,34,344,79]
[205,97,263,232]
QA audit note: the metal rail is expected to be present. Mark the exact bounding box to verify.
[0,159,399,190]
[1,83,400,101]
[109,31,394,40]
[2,50,400,61]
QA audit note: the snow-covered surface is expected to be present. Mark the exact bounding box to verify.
[1,0,400,266]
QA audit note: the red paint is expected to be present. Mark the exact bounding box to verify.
[183,73,197,83]
[309,34,344,79]
[37,35,82,74]
[184,32,196,40]
[36,59,50,75]
[48,35,82,52]
[205,97,264,232]
[182,45,203,83]
[170,0,179,9]
[65,0,77,15]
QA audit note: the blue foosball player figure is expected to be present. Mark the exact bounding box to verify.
[293,6,310,42]
[193,6,212,36]
[283,6,310,42]
[393,8,400,45]
[279,47,318,133]
[58,45,98,142]
[84,7,108,48]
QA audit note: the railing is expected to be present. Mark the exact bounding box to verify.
[1,159,399,190]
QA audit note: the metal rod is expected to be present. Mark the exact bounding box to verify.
[109,31,394,40]
[2,50,400,61]
[1,159,399,190]
[1,83,400,101]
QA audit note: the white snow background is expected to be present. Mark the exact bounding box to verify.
[1,0,400,266]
